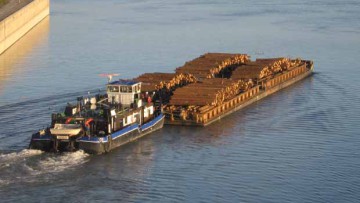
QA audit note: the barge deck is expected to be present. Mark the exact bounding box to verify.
[166,62,313,126]
[135,53,314,127]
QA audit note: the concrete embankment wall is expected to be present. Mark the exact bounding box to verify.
[0,0,49,54]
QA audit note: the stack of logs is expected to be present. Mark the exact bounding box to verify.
[257,58,303,73]
[175,53,250,79]
[169,78,254,107]
[165,78,254,120]
[231,63,272,80]
[134,73,197,92]
[232,58,303,80]
[133,54,305,122]
[157,73,197,90]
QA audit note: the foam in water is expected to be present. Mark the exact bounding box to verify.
[0,150,89,187]
[0,149,43,162]
[37,150,89,173]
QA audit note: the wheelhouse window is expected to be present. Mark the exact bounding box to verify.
[120,86,133,93]
[108,86,119,92]
[120,86,127,93]
[134,85,138,92]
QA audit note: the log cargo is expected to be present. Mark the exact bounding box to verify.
[169,78,254,106]
[132,53,313,126]
[231,58,304,80]
[175,53,250,79]
[134,72,197,92]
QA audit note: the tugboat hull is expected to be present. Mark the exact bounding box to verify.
[29,134,52,151]
[29,114,164,154]
[27,113,163,154]
[78,114,164,154]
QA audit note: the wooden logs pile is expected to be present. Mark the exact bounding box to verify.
[175,53,250,79]
[134,73,197,92]
[135,73,176,92]
[156,73,197,90]
[232,63,272,80]
[169,78,253,106]
[290,58,303,68]
[257,58,290,73]
[256,57,303,73]
[165,104,206,121]
[232,57,304,80]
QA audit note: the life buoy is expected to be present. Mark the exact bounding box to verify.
[85,118,94,127]
[65,117,73,124]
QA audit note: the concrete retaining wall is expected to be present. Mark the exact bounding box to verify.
[0,0,49,54]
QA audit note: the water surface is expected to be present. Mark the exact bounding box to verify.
[0,0,359,202]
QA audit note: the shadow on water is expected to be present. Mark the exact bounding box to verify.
[0,17,50,96]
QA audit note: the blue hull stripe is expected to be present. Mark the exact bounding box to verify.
[140,114,164,131]
[111,124,139,140]
[78,136,109,143]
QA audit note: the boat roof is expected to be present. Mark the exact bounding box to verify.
[108,80,140,86]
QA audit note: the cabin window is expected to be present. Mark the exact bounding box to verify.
[118,120,123,128]
[120,86,127,92]
[108,86,119,92]
[127,115,132,124]
[144,109,149,118]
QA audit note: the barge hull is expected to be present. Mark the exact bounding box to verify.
[165,64,313,126]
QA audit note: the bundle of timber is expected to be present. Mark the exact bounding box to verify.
[157,73,197,90]
[232,57,304,80]
[169,78,253,106]
[134,73,197,92]
[256,57,303,72]
[231,63,272,80]
[135,73,176,92]
[175,53,250,79]
[290,58,303,68]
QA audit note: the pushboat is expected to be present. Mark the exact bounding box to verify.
[29,79,165,154]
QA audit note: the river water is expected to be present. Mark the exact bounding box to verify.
[0,0,360,202]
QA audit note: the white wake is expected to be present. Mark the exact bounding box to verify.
[0,149,90,187]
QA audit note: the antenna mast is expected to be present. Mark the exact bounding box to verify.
[99,73,120,83]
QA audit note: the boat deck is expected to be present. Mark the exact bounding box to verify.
[133,53,314,127]
[164,63,313,126]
